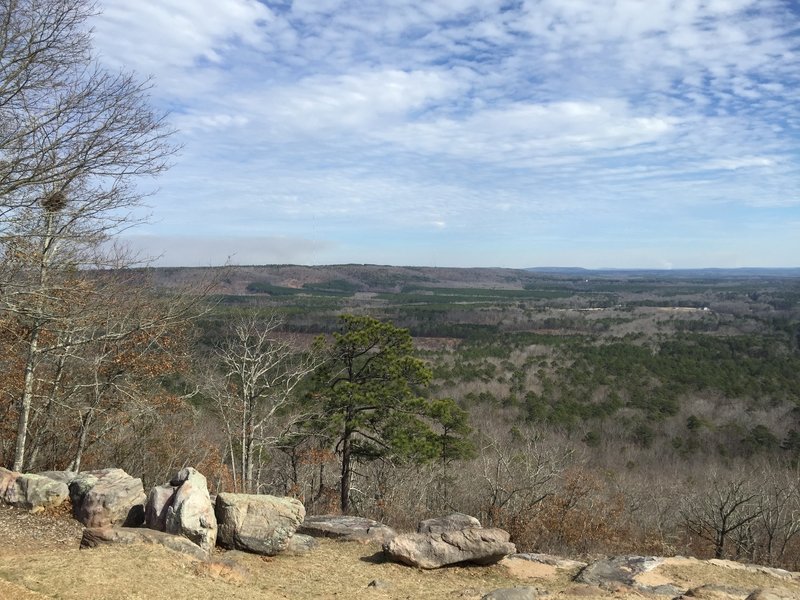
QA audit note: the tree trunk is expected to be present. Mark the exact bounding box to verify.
[70,408,94,473]
[340,430,352,513]
[14,326,40,471]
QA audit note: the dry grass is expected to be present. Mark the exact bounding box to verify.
[2,503,800,600]
[0,540,549,600]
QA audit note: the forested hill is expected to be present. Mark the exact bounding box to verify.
[149,264,545,295]
[148,263,800,296]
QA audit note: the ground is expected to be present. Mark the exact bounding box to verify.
[1,503,800,599]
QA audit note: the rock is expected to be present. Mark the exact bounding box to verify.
[215,493,304,556]
[678,584,753,599]
[708,560,797,581]
[0,467,68,510]
[0,468,18,503]
[418,512,481,534]
[80,526,208,560]
[746,590,797,600]
[68,472,99,507]
[562,584,605,597]
[145,484,176,531]
[481,587,544,600]
[72,468,146,528]
[36,470,78,486]
[576,556,670,592]
[80,527,207,560]
[510,553,587,570]
[300,515,396,544]
[164,468,216,553]
[283,533,318,555]
[383,528,516,569]
[367,579,392,589]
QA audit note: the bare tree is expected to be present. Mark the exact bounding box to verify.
[474,424,569,526]
[207,314,319,493]
[681,470,764,559]
[0,0,176,471]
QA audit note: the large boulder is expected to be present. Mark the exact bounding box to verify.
[215,493,304,556]
[384,527,516,569]
[80,526,207,560]
[0,467,69,510]
[144,484,175,531]
[164,467,217,553]
[418,512,481,534]
[299,515,396,544]
[71,468,145,528]
[37,470,78,486]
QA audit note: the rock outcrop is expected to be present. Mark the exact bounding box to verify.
[70,468,146,528]
[0,467,69,510]
[299,514,396,544]
[384,527,516,569]
[215,492,304,556]
[417,512,481,534]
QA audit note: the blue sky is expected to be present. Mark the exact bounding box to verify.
[92,0,800,269]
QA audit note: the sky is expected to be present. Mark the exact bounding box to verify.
[90,0,800,269]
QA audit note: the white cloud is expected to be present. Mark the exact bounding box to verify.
[704,156,777,170]
[90,0,800,267]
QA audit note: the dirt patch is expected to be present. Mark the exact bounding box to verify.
[0,502,83,555]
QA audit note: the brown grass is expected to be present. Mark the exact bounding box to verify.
[1,502,800,600]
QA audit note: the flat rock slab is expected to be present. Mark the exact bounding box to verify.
[384,527,516,569]
[707,560,800,582]
[511,553,587,571]
[299,515,396,544]
[80,526,208,560]
[576,555,674,593]
[481,587,546,600]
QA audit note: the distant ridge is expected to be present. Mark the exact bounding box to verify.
[527,267,800,278]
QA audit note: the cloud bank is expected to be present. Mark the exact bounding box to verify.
[94,0,800,268]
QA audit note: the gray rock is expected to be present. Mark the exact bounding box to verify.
[72,468,146,528]
[511,553,587,570]
[164,468,217,553]
[0,467,69,510]
[481,587,544,600]
[383,527,516,569]
[68,472,99,508]
[80,526,207,560]
[576,555,664,588]
[145,484,176,531]
[36,470,78,485]
[215,493,304,556]
[283,533,318,555]
[367,579,392,589]
[418,512,481,534]
[300,515,396,544]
